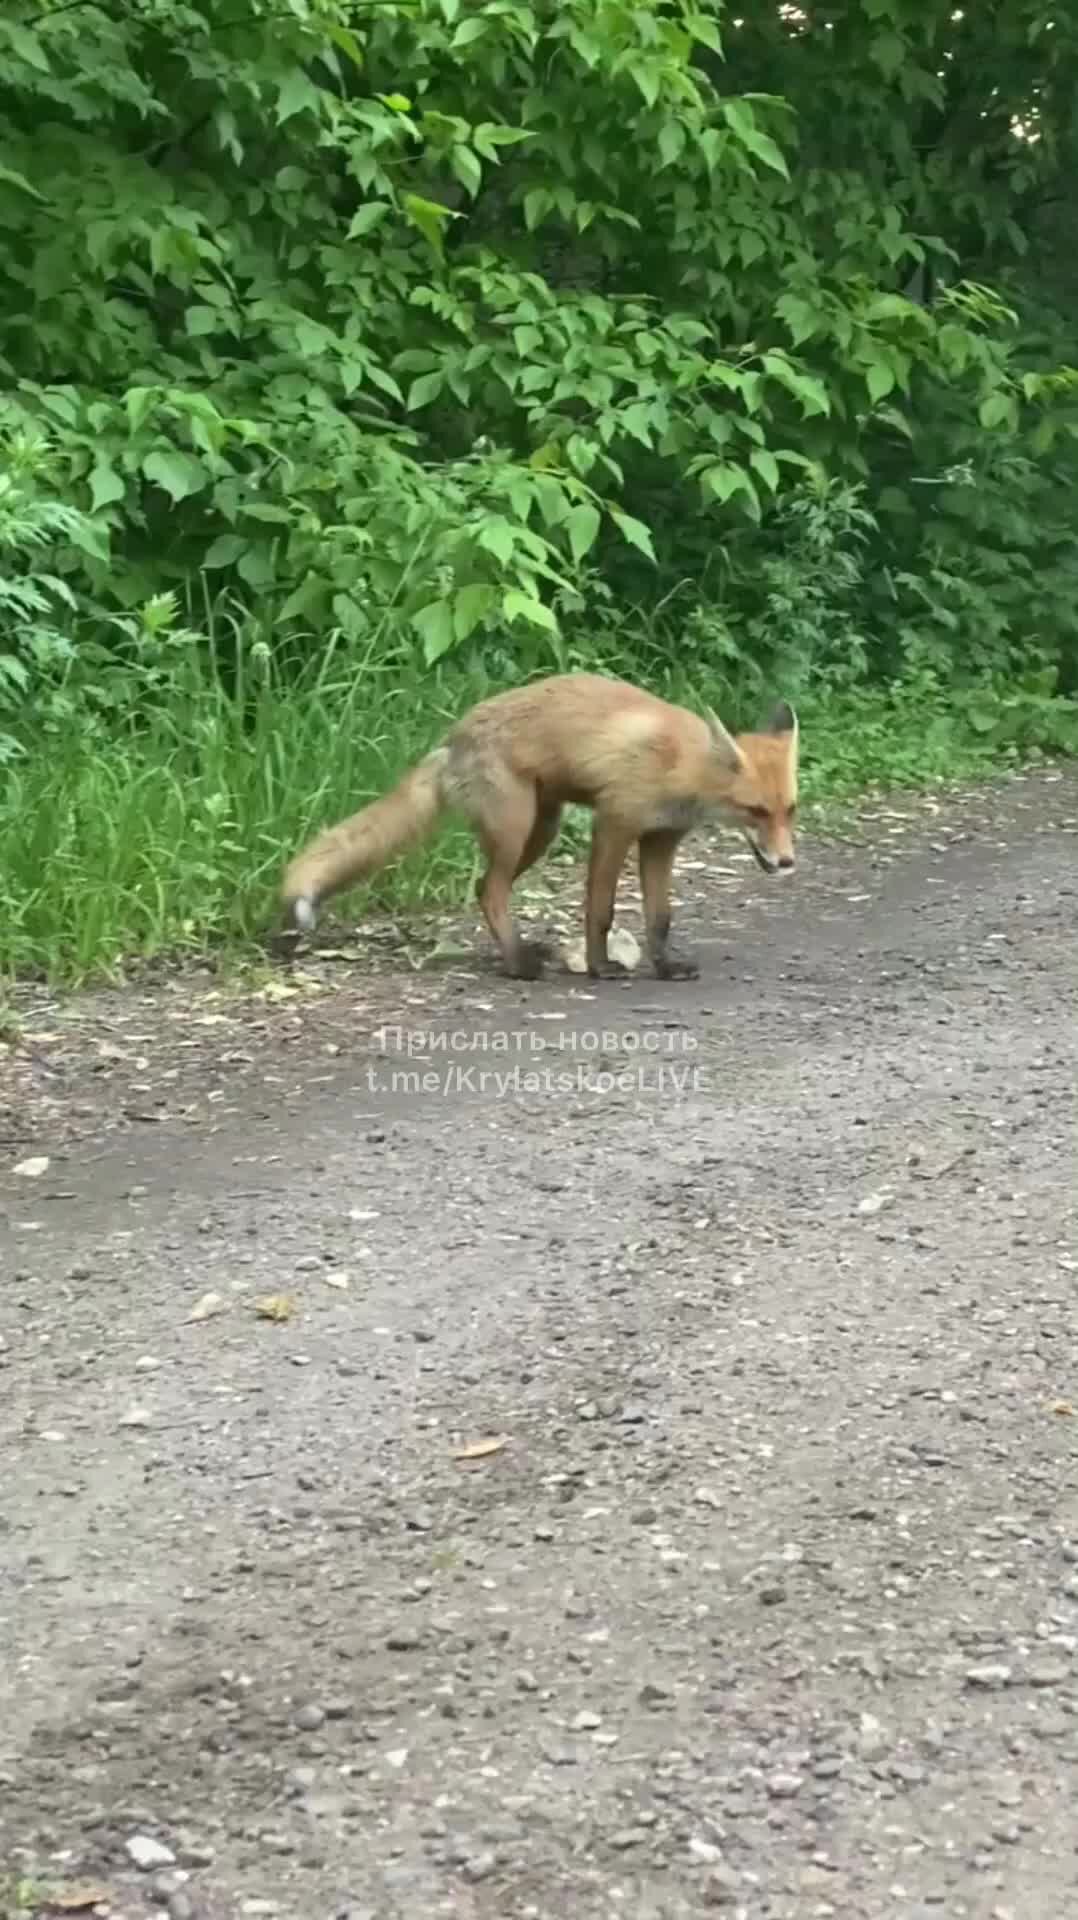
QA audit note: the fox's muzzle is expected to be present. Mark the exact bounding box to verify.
[745,834,795,876]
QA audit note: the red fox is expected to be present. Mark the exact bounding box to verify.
[280,672,798,981]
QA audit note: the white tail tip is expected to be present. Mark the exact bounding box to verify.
[292,896,317,933]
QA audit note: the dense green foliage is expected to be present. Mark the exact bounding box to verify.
[2,0,1077,977]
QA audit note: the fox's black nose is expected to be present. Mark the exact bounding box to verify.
[778,855,795,871]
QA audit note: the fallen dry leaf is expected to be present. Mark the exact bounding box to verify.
[44,1885,112,1912]
[419,936,473,968]
[254,1293,295,1322]
[258,980,299,1002]
[1049,1399,1074,1417]
[187,1291,227,1323]
[13,1155,50,1179]
[453,1436,508,1462]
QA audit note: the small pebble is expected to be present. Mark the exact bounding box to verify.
[701,1863,741,1906]
[176,1840,215,1868]
[767,1772,803,1799]
[126,1835,176,1871]
[1026,1660,1069,1687]
[966,1663,1012,1690]
[858,1191,892,1216]
[639,1680,674,1707]
[294,1703,326,1732]
[689,1835,723,1864]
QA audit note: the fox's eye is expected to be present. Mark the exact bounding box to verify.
[747,805,769,822]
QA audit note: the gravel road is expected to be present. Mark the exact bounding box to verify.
[2,769,1077,1920]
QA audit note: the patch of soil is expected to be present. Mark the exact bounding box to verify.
[2,766,1077,1920]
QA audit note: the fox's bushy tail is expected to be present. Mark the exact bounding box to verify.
[281,748,449,931]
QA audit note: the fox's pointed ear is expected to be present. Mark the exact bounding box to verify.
[766,699,798,739]
[704,705,745,771]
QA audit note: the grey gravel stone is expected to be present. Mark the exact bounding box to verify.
[126,1835,176,1871]
[688,1835,723,1864]
[966,1664,1013,1690]
[701,1863,742,1905]
[1025,1660,1069,1687]
[767,1772,803,1799]
[294,1703,326,1731]
[462,1850,498,1882]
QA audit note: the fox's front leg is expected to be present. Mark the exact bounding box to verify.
[585,819,635,978]
[638,829,698,981]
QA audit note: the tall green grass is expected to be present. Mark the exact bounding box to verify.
[3,644,477,980]
[1,628,1073,984]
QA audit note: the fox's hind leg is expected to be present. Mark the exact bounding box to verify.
[514,801,563,878]
[471,780,554,979]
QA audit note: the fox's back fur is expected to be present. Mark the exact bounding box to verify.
[281,672,798,980]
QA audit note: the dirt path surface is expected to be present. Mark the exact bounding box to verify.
[2,770,1078,1920]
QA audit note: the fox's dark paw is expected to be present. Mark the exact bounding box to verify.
[507,939,549,981]
[654,950,699,982]
[587,958,631,981]
[270,925,303,966]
